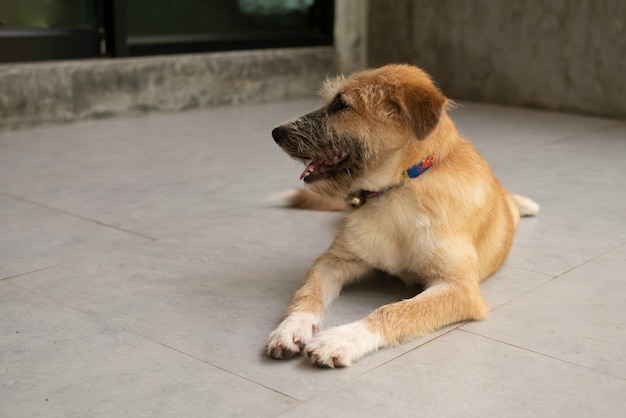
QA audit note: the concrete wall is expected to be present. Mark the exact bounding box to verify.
[0,47,336,131]
[368,0,626,118]
[335,0,369,74]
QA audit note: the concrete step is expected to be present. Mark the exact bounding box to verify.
[0,46,337,131]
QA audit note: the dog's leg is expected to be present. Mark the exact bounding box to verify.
[266,247,372,360]
[306,278,488,368]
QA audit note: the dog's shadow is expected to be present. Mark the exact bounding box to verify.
[322,271,423,327]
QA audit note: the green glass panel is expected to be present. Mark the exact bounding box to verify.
[0,0,96,30]
[126,0,315,37]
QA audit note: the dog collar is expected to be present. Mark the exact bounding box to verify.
[346,156,435,208]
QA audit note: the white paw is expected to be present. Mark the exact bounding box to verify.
[266,312,319,360]
[306,321,384,368]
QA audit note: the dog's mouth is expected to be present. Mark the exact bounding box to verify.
[300,151,349,183]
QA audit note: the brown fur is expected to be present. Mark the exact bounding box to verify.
[283,189,346,211]
[266,64,539,368]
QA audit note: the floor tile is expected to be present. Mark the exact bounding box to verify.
[278,330,626,418]
[0,195,149,279]
[7,212,454,401]
[489,124,626,220]
[0,282,297,418]
[461,244,626,379]
[451,101,623,155]
[0,100,318,239]
[478,265,553,310]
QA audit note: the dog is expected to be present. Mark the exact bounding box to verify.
[266,64,539,368]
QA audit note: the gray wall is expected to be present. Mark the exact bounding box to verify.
[368,0,626,118]
[0,47,336,131]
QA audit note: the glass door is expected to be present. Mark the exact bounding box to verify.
[0,0,333,63]
[0,0,100,62]
[124,0,334,56]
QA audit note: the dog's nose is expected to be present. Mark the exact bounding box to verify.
[272,126,286,144]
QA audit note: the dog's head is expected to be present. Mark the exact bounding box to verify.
[272,64,447,200]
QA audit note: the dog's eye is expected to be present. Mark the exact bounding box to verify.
[327,94,349,114]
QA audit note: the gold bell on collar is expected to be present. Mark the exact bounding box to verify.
[346,191,366,208]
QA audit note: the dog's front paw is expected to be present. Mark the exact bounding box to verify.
[306,321,384,368]
[266,312,320,360]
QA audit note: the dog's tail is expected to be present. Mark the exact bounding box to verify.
[512,194,540,217]
[272,189,346,211]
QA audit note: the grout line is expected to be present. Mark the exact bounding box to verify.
[0,262,73,281]
[550,242,625,279]
[354,323,467,378]
[0,191,157,241]
[459,329,626,382]
[504,264,554,277]
[490,243,626,313]
[537,121,626,147]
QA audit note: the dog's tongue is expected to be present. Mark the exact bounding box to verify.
[300,153,347,181]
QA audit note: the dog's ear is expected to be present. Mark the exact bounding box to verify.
[390,79,447,140]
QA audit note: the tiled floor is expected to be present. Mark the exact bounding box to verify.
[1,98,625,417]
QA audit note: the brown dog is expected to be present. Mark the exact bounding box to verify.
[266,64,539,368]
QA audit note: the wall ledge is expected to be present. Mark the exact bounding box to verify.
[0,47,338,131]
